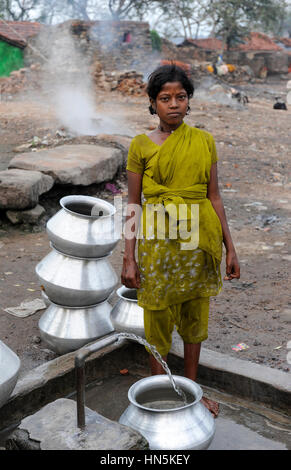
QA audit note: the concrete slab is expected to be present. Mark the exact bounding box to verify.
[5,398,148,450]
[9,144,124,185]
[0,169,54,210]
[170,331,291,416]
[0,336,290,438]
[0,337,129,430]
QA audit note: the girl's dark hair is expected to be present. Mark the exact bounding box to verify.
[147,64,194,115]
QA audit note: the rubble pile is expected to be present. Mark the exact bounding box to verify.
[92,61,147,96]
[0,63,42,96]
[191,62,256,85]
[214,65,256,83]
[0,56,257,100]
[161,59,191,76]
[115,71,147,96]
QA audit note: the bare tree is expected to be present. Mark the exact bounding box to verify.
[66,0,90,20]
[3,0,41,21]
[108,0,151,20]
[152,0,210,39]
[37,0,111,24]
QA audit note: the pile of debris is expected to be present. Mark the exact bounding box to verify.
[0,59,147,98]
[161,59,191,76]
[0,57,255,100]
[91,61,147,96]
[190,62,256,85]
[0,63,42,96]
[213,64,257,83]
[115,71,147,96]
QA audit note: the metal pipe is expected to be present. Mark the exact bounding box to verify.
[75,333,120,429]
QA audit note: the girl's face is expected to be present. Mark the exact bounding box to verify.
[151,81,189,126]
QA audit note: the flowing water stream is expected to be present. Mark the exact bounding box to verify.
[117,332,188,405]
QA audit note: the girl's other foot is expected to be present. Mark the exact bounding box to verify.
[201,397,219,418]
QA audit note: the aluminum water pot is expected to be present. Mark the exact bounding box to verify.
[110,286,145,338]
[46,195,120,258]
[119,375,215,450]
[35,248,118,307]
[39,299,114,354]
[0,341,21,408]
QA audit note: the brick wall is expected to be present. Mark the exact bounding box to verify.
[24,20,154,73]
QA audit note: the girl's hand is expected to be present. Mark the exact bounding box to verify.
[121,257,141,289]
[224,249,240,281]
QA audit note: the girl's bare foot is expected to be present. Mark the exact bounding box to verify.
[201,397,219,418]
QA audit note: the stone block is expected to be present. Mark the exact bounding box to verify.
[95,134,132,161]
[0,169,54,210]
[6,204,46,225]
[5,398,149,450]
[9,144,124,186]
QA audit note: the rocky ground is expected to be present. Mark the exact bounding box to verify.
[0,77,290,379]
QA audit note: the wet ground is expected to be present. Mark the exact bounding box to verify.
[0,335,290,451]
[68,371,291,450]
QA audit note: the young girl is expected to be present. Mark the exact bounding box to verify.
[121,65,240,417]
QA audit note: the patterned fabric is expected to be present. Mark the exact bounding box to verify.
[126,122,223,310]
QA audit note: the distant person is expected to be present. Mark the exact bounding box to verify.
[121,64,240,418]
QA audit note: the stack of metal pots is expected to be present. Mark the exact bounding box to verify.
[35,195,120,354]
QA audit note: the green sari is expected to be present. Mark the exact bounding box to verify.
[126,122,223,310]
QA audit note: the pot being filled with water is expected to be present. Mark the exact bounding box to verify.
[119,374,215,450]
[110,287,145,338]
[46,195,120,258]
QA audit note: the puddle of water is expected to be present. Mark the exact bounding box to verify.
[72,373,290,451]
[70,374,144,423]
[1,371,289,450]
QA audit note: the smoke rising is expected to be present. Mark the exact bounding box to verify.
[33,21,133,136]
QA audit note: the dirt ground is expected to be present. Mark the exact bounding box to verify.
[0,78,290,379]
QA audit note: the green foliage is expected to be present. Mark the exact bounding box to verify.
[150,29,161,51]
[208,0,288,49]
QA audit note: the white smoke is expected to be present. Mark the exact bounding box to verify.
[54,86,100,135]
[37,22,132,136]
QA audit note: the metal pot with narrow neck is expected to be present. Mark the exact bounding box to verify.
[46,195,120,258]
[35,248,118,307]
[0,341,21,408]
[110,286,145,338]
[39,299,114,354]
[119,375,215,450]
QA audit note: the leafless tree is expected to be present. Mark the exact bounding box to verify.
[108,0,150,20]
[3,0,41,21]
[152,0,210,39]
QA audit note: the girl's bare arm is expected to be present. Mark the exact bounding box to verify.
[207,163,240,280]
[121,171,143,288]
